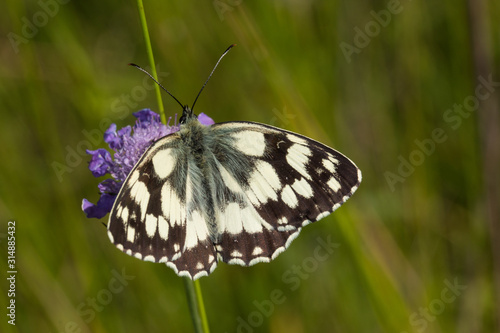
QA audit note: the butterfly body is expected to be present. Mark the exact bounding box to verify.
[108,107,361,280]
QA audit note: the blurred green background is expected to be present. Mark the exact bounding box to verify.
[1,0,499,332]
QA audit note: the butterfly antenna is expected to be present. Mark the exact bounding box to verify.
[191,44,236,111]
[128,63,184,109]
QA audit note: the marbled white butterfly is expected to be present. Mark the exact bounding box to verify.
[108,46,361,280]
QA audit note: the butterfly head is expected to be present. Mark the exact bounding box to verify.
[179,105,197,124]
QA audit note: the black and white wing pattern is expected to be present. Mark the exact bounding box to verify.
[108,111,361,280]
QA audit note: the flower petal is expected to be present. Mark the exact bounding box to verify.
[104,123,125,150]
[198,113,215,125]
[82,193,116,219]
[87,148,113,177]
[98,178,122,194]
[133,109,160,128]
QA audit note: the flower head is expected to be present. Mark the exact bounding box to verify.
[82,109,214,218]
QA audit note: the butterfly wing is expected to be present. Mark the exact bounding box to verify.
[209,121,361,266]
[108,119,361,280]
[107,131,218,280]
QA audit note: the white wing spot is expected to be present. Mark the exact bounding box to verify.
[252,247,263,256]
[242,206,266,233]
[219,203,268,235]
[249,257,270,266]
[193,271,209,280]
[126,225,136,243]
[152,148,175,179]
[185,210,209,250]
[159,256,168,263]
[145,214,157,237]
[329,156,340,166]
[174,243,180,252]
[128,170,140,184]
[232,130,266,157]
[219,164,243,194]
[107,231,114,243]
[161,183,185,227]
[291,178,314,198]
[228,258,246,265]
[220,203,244,234]
[316,211,330,220]
[130,181,150,221]
[196,262,204,270]
[277,217,288,225]
[231,250,243,258]
[144,255,155,262]
[134,252,142,260]
[116,205,123,218]
[121,206,129,222]
[158,215,169,240]
[208,255,215,263]
[286,144,312,179]
[322,158,336,173]
[256,162,281,191]
[286,134,308,145]
[278,225,296,231]
[327,177,342,193]
[281,184,298,208]
[247,161,281,204]
[166,262,179,273]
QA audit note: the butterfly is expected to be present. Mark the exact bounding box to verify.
[107,46,361,280]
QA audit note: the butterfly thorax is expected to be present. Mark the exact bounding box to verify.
[177,109,220,240]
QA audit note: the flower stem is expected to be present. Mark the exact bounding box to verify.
[136,0,166,124]
[194,279,210,333]
[135,3,210,332]
[183,278,211,333]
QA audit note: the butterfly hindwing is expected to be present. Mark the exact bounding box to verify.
[108,116,361,280]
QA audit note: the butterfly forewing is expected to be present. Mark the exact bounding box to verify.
[108,117,361,280]
[209,122,361,266]
[108,130,219,279]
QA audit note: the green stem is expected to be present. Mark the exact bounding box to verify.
[194,279,210,333]
[183,278,210,333]
[136,0,166,123]
[135,3,210,332]
[135,2,210,332]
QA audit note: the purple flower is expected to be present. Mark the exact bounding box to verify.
[82,109,214,219]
